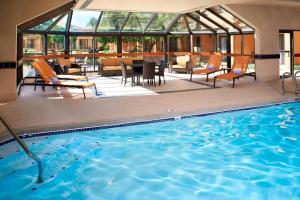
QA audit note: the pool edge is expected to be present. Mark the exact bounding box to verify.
[1,98,300,146]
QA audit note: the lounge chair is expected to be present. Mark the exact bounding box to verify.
[190,53,222,82]
[32,59,88,81]
[213,55,255,88]
[18,62,98,99]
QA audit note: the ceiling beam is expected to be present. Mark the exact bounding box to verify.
[94,12,103,33]
[183,14,192,34]
[165,14,181,34]
[206,8,242,34]
[66,10,73,34]
[194,11,228,33]
[185,13,216,34]
[119,12,131,33]
[144,13,157,33]
[45,13,67,33]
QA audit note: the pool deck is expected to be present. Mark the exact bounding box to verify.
[0,75,297,140]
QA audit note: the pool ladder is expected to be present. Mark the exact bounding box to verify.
[281,71,300,95]
[0,113,43,183]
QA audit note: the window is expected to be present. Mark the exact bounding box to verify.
[143,36,164,52]
[169,35,190,52]
[23,34,44,55]
[51,14,68,32]
[147,13,177,32]
[122,36,143,53]
[70,11,100,32]
[70,36,94,53]
[97,12,128,32]
[96,36,117,53]
[170,16,189,33]
[47,35,65,54]
[123,13,153,32]
[29,15,60,31]
[219,36,227,53]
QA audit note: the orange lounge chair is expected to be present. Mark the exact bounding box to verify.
[213,55,256,88]
[190,53,223,82]
[18,62,98,99]
[35,59,88,81]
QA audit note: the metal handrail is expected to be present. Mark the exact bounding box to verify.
[281,71,300,95]
[0,113,43,183]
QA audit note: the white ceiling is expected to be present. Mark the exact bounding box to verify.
[74,0,300,13]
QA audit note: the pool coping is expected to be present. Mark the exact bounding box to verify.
[1,98,300,147]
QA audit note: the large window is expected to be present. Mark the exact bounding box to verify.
[23,34,44,55]
[47,35,65,54]
[143,36,164,52]
[122,36,143,53]
[96,36,117,53]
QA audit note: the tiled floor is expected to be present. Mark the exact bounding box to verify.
[0,72,296,139]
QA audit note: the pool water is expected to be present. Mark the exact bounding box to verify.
[1,102,300,200]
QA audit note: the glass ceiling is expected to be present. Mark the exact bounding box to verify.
[24,6,254,34]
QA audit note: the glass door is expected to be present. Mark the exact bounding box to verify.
[279,32,292,75]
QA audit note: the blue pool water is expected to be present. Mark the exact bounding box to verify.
[1,102,300,200]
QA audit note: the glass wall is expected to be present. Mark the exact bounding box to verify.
[96,36,117,53]
[169,35,190,52]
[70,36,94,65]
[23,34,44,55]
[70,36,94,53]
[122,36,143,53]
[47,35,64,54]
[70,10,100,32]
[193,35,215,53]
[143,36,164,52]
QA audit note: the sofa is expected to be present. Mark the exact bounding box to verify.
[98,57,141,76]
[56,58,82,75]
[170,55,197,74]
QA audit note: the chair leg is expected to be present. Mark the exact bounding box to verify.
[34,77,38,91]
[190,72,193,81]
[232,79,235,88]
[213,76,217,88]
[143,79,145,87]
[94,84,98,95]
[121,77,123,85]
[206,74,209,82]
[154,79,156,87]
[82,88,86,99]
[164,76,166,84]
[124,78,127,86]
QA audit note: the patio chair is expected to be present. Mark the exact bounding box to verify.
[120,62,136,86]
[213,55,255,88]
[190,53,223,82]
[18,62,98,99]
[155,60,167,85]
[142,62,156,87]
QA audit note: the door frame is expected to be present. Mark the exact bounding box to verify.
[279,30,294,75]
